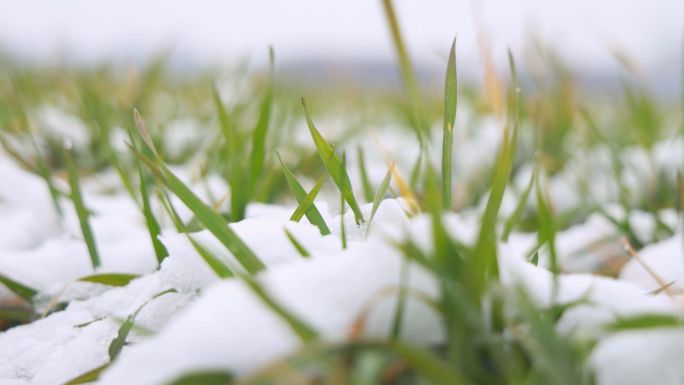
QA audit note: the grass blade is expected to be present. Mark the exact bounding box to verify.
[157,193,235,278]
[139,165,168,264]
[442,38,457,210]
[108,313,135,360]
[167,371,234,385]
[289,171,328,223]
[248,47,275,196]
[380,0,428,141]
[357,146,374,202]
[62,364,109,385]
[133,111,265,274]
[242,275,318,342]
[0,273,38,302]
[501,165,537,241]
[340,152,348,249]
[78,273,139,287]
[365,163,394,237]
[284,228,311,258]
[469,51,520,299]
[109,288,177,360]
[186,234,235,278]
[161,166,265,274]
[277,152,331,235]
[536,173,558,277]
[301,99,364,224]
[64,146,100,269]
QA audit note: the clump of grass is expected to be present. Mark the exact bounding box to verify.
[302,99,365,224]
[131,110,265,274]
[277,151,331,235]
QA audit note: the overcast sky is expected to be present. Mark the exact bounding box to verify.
[1,0,682,87]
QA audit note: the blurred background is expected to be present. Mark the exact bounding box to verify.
[1,0,682,97]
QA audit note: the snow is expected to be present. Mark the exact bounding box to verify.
[1,121,683,385]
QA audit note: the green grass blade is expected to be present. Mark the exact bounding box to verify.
[530,251,540,266]
[388,341,471,385]
[607,314,684,331]
[109,288,177,360]
[29,135,64,217]
[284,228,311,258]
[0,273,38,302]
[389,258,409,340]
[536,174,558,277]
[340,152,348,249]
[248,47,274,196]
[357,146,374,202]
[277,152,331,235]
[133,110,264,274]
[242,275,318,342]
[289,171,328,223]
[366,163,394,236]
[469,52,520,299]
[62,364,109,385]
[138,165,168,264]
[157,193,235,278]
[186,234,235,278]
[64,147,101,269]
[301,99,364,224]
[442,38,457,210]
[380,0,427,141]
[167,371,234,385]
[78,273,139,287]
[501,165,537,241]
[108,313,135,360]
[160,165,265,274]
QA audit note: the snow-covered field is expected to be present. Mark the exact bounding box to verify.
[0,104,682,384]
[0,3,683,384]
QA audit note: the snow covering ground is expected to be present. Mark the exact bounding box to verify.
[0,117,682,385]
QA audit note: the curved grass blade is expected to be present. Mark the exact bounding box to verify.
[161,166,264,274]
[78,273,139,287]
[0,273,38,302]
[442,37,457,210]
[139,165,168,264]
[109,288,177,360]
[108,313,135,360]
[64,147,100,269]
[380,0,427,141]
[301,99,364,224]
[186,234,234,278]
[242,275,318,342]
[133,111,264,274]
[277,152,330,235]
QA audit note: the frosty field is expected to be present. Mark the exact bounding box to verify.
[1,3,683,385]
